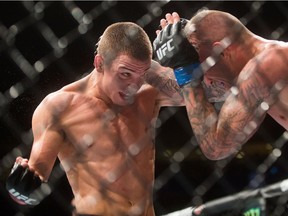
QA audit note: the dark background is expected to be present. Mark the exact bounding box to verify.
[0,1,288,216]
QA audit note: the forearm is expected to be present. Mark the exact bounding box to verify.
[182,85,242,160]
[145,70,182,97]
[29,139,63,183]
[145,61,185,105]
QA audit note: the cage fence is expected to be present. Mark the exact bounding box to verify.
[0,1,288,216]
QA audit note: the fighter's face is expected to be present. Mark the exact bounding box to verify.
[102,54,151,106]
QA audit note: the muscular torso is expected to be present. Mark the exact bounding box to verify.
[54,84,160,215]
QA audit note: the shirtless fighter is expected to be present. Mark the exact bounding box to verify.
[6,22,198,216]
[154,10,288,161]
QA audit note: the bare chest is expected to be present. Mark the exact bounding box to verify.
[59,100,156,201]
[61,101,154,154]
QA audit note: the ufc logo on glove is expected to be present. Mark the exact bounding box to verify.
[8,188,39,205]
[155,38,175,60]
[153,19,200,87]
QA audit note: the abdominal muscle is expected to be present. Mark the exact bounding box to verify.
[55,89,158,215]
[72,182,143,216]
[60,137,155,216]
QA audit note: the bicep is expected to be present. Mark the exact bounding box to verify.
[28,100,64,180]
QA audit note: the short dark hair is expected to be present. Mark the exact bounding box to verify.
[97,22,152,66]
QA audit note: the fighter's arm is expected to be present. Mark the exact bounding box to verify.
[144,60,185,106]
[183,54,281,160]
[149,12,200,107]
[153,12,276,160]
[6,93,65,205]
[29,94,65,180]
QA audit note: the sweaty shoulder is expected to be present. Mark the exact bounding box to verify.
[34,75,91,119]
[32,90,78,129]
[254,42,288,84]
[39,91,75,113]
[239,42,288,86]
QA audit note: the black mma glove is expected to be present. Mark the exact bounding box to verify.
[153,19,201,87]
[6,163,42,205]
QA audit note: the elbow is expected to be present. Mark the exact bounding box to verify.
[202,151,231,161]
[200,143,238,161]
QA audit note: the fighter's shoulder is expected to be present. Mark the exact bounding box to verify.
[269,42,288,62]
[34,90,78,118]
[258,41,288,61]
[43,90,76,106]
[255,42,288,74]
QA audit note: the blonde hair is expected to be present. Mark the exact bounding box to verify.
[97,22,152,66]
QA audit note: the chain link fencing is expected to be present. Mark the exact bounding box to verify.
[0,1,288,216]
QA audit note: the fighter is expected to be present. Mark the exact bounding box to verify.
[5,21,196,216]
[153,10,288,161]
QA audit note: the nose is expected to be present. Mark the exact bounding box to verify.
[131,75,144,87]
[126,83,140,95]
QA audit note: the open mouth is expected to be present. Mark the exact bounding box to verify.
[119,91,130,99]
[119,90,136,105]
[119,84,139,103]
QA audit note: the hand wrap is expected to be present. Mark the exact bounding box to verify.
[6,163,42,205]
[153,18,201,87]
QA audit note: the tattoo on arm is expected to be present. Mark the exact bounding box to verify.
[144,68,183,98]
[183,74,270,159]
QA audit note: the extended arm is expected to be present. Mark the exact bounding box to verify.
[6,93,65,205]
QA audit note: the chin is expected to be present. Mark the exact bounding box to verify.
[115,93,135,106]
[118,97,135,106]
[110,99,129,107]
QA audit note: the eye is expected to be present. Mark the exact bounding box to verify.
[120,72,132,79]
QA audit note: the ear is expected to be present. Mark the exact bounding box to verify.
[212,41,233,60]
[94,54,104,72]
[212,41,226,58]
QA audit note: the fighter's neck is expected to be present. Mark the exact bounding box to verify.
[87,70,124,113]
